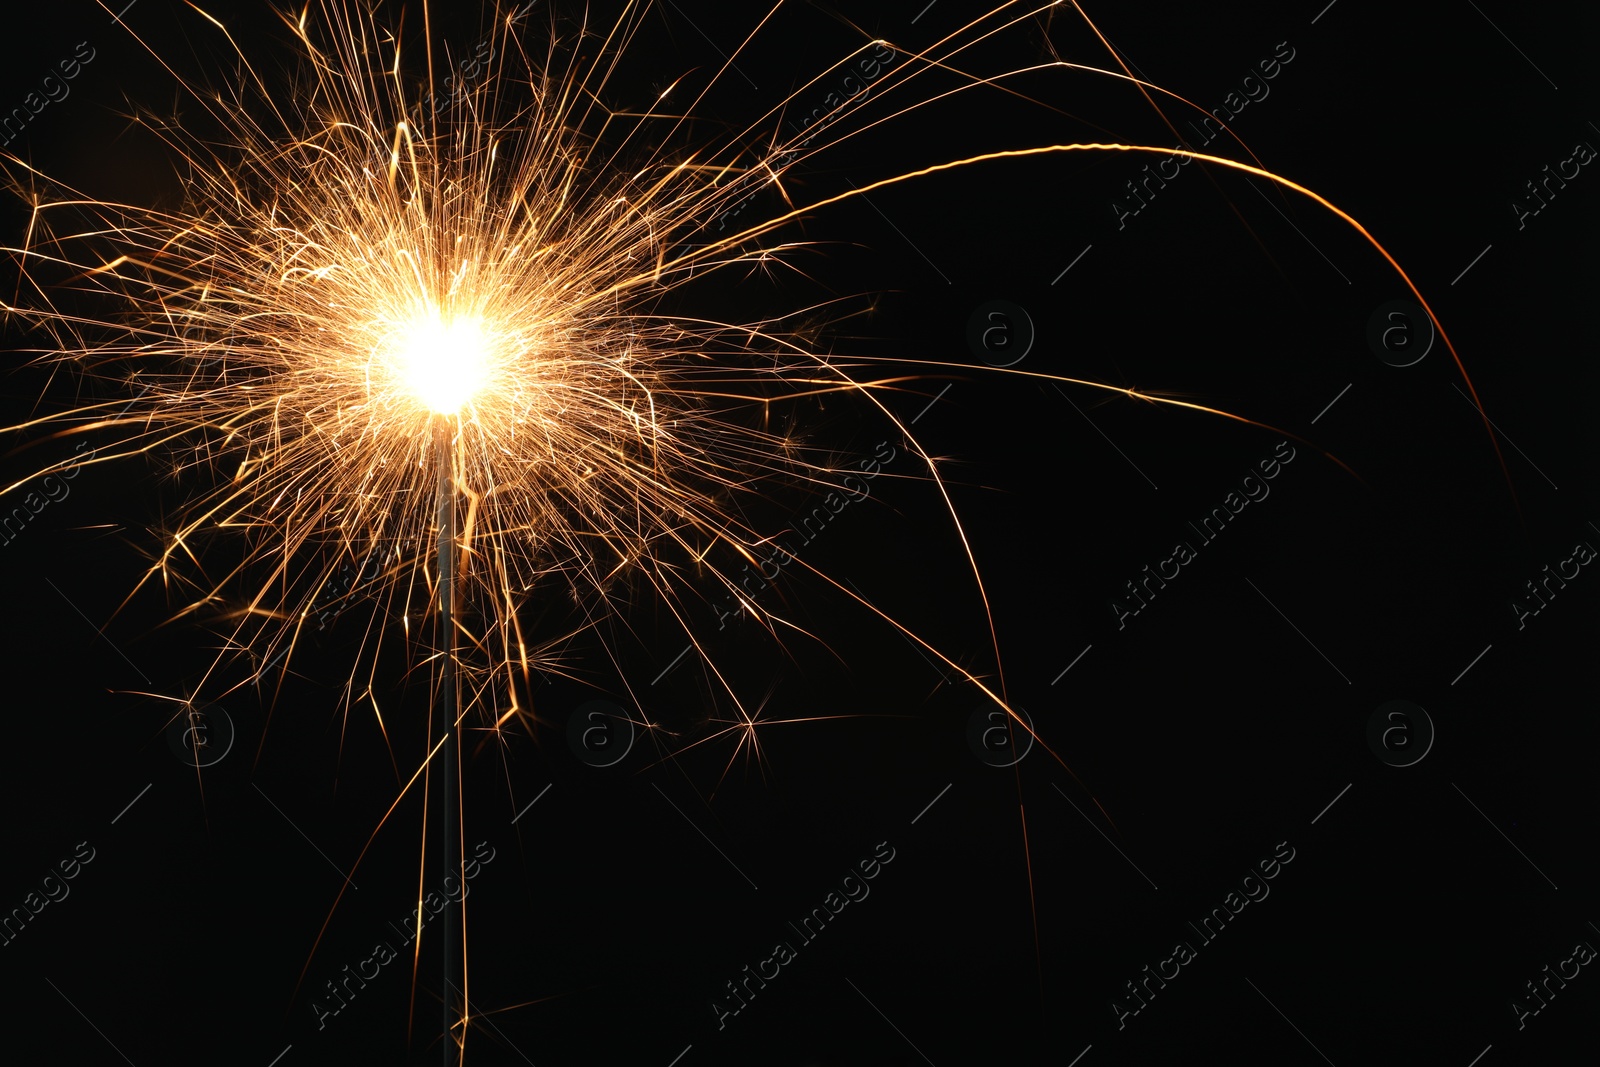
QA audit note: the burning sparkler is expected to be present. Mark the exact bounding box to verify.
[0,0,1506,1059]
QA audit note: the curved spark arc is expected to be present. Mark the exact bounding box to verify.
[0,0,1506,1057]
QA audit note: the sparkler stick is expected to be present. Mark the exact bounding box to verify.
[431,416,462,1065]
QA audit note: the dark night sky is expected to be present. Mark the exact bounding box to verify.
[0,2,1596,1065]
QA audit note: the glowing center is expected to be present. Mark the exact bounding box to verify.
[396,313,491,414]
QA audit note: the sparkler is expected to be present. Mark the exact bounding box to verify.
[0,0,1508,1059]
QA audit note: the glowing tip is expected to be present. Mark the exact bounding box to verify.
[395,312,492,415]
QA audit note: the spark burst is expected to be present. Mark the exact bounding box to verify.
[1,0,1504,1059]
[5,0,849,731]
[0,0,1486,751]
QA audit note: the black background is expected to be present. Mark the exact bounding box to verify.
[1,1,1596,1064]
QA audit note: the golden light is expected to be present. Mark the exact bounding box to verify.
[0,0,1468,745]
[0,3,1503,1063]
[390,310,494,416]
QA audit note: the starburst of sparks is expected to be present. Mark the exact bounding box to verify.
[0,0,1496,739]
[1,0,1509,1056]
[1,0,882,735]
